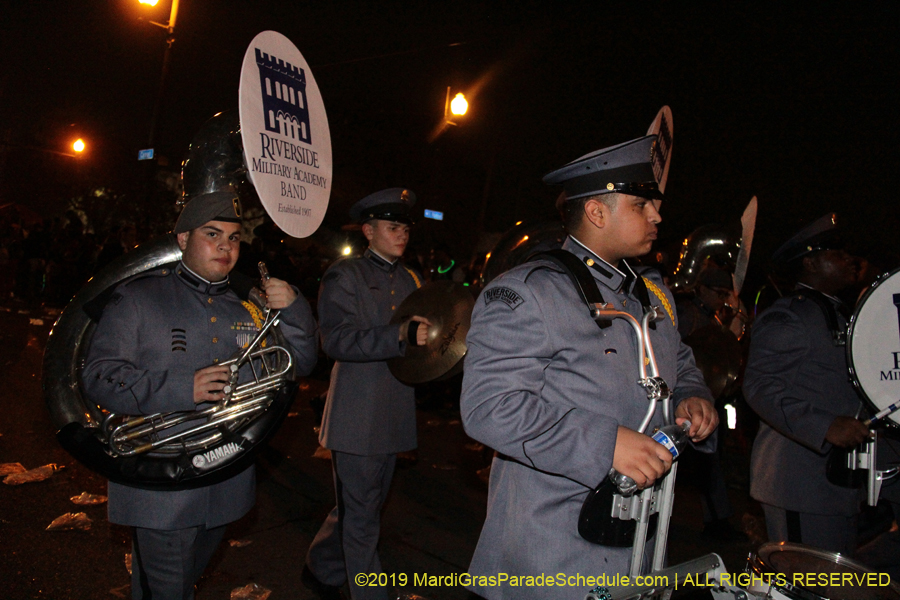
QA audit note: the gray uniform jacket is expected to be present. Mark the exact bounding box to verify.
[743,287,862,516]
[83,262,318,530]
[461,237,713,600]
[317,249,421,455]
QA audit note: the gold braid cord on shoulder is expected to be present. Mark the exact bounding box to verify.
[241,301,268,348]
[404,266,422,289]
[642,277,675,326]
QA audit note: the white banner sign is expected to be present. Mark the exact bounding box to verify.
[239,31,332,238]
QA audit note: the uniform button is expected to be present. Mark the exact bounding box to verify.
[208,298,213,304]
[212,337,219,343]
[213,358,219,363]
[622,299,627,307]
[211,317,217,323]
[391,290,395,295]
[391,306,396,310]
[161,269,168,275]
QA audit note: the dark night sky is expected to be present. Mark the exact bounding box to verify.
[2,1,899,274]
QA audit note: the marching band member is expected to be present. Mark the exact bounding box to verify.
[303,188,429,600]
[83,192,318,600]
[744,213,869,555]
[460,133,717,600]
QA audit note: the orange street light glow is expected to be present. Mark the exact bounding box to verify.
[73,139,85,153]
[139,0,160,6]
[450,93,468,116]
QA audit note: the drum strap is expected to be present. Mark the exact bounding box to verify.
[528,250,611,329]
[529,250,661,332]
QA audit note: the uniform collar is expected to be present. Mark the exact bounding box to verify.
[796,282,844,307]
[563,236,639,294]
[365,248,398,272]
[175,261,231,295]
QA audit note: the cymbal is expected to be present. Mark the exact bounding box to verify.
[388,281,475,384]
[684,324,742,399]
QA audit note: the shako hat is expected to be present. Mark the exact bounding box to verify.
[174,191,243,234]
[545,106,673,204]
[771,212,843,264]
[543,135,664,202]
[349,188,417,225]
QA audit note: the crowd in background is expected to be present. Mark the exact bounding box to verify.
[0,209,487,311]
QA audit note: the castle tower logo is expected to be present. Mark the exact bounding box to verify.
[239,31,332,239]
[255,49,312,144]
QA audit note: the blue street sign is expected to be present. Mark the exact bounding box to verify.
[423,209,443,221]
[138,148,155,161]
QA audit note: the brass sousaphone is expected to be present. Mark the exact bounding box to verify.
[43,113,299,489]
[44,32,333,488]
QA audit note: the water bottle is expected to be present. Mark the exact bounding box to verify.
[612,420,691,495]
[577,421,692,545]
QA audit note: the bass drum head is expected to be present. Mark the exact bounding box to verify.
[749,542,900,600]
[848,267,900,428]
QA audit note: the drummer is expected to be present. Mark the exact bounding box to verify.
[460,131,718,599]
[303,188,429,600]
[743,213,870,555]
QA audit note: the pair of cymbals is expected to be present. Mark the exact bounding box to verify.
[388,281,474,384]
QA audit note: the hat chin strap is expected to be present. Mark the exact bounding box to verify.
[568,181,663,202]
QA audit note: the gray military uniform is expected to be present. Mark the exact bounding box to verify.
[461,237,713,600]
[307,248,420,600]
[743,285,863,553]
[83,262,318,529]
[83,261,317,599]
[317,249,420,454]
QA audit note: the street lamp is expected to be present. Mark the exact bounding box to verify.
[429,86,470,143]
[72,139,86,154]
[444,87,469,126]
[138,0,180,148]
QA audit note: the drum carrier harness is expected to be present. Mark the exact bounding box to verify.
[527,250,677,579]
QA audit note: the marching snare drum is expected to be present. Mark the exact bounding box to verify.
[745,542,899,600]
[848,267,900,428]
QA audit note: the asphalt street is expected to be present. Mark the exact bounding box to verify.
[1,303,768,600]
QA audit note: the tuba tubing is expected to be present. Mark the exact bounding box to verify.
[43,235,298,490]
[102,313,293,457]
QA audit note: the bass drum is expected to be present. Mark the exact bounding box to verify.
[745,542,900,600]
[42,235,297,490]
[848,267,900,429]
